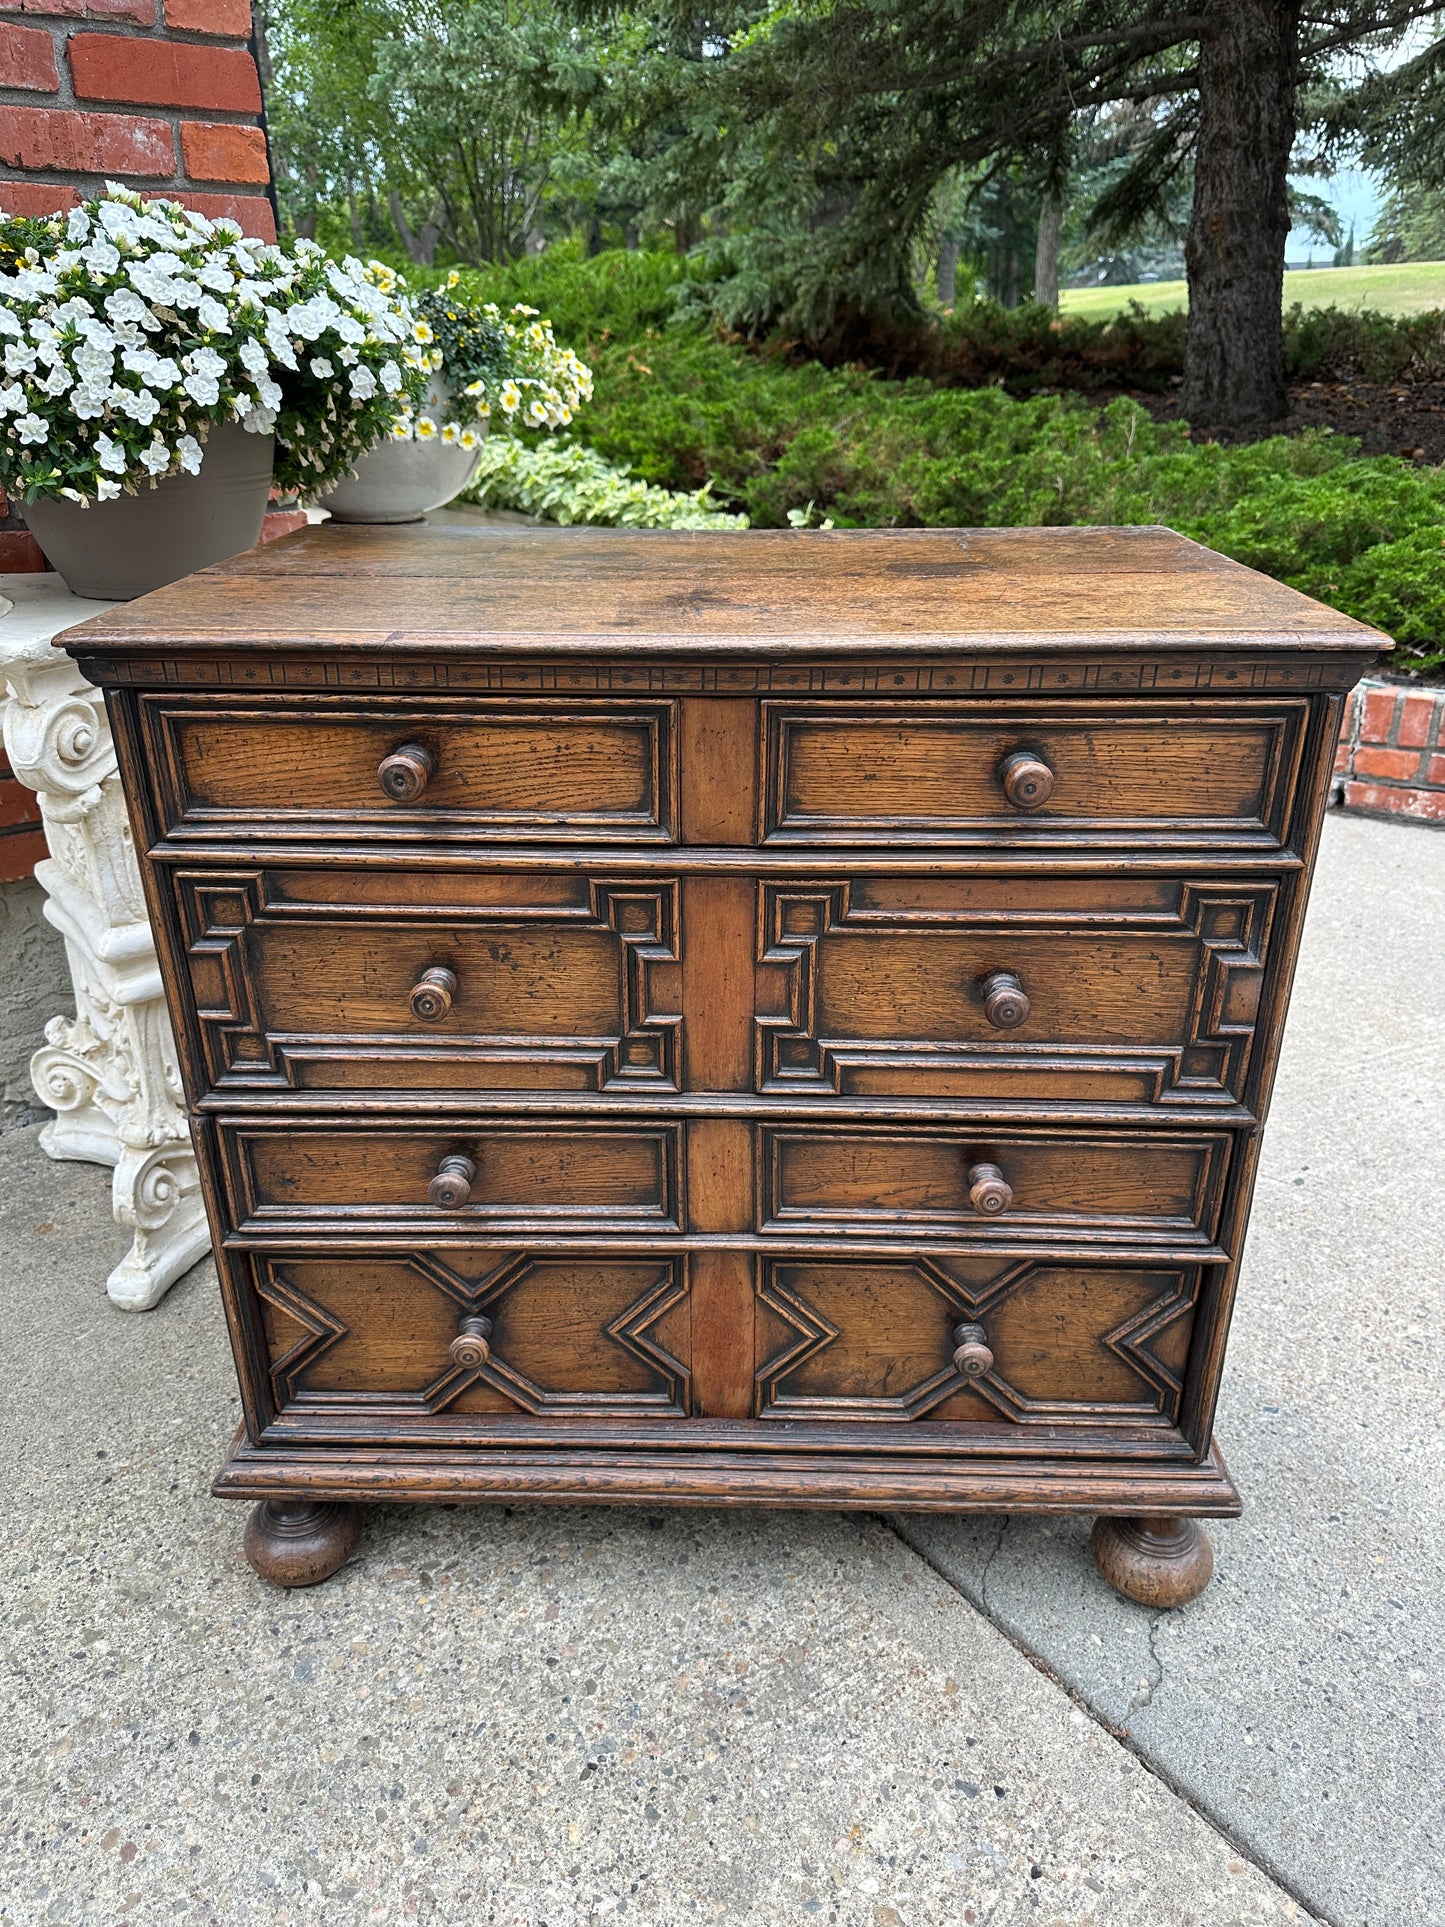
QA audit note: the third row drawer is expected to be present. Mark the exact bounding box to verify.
[215,1119,1234,1251]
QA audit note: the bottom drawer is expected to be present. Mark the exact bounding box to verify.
[239,1244,1203,1436]
[753,1251,1200,1427]
[248,1246,695,1421]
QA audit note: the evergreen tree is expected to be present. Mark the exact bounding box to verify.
[571,0,1440,426]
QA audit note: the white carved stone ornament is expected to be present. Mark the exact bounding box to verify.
[0,577,208,1310]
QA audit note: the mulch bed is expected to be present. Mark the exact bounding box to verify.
[1131,376,1445,463]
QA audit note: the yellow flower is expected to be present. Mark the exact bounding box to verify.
[445,269,461,289]
[499,380,522,414]
[414,416,439,441]
[459,427,481,450]
[413,319,434,345]
[389,415,413,441]
[429,348,444,371]
[440,422,461,444]
[463,379,485,396]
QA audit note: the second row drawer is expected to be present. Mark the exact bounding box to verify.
[174,867,1275,1113]
[216,1120,1233,1251]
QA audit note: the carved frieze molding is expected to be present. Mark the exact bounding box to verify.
[80,648,1355,696]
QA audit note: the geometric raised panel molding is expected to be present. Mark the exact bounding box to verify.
[756,877,1276,1111]
[177,870,683,1095]
[755,1255,1197,1426]
[255,1250,692,1420]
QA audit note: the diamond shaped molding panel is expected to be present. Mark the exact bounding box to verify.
[755,1256,1197,1427]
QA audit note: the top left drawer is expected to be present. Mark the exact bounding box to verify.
[136,697,677,845]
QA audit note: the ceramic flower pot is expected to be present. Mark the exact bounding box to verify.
[318,377,485,524]
[23,425,275,601]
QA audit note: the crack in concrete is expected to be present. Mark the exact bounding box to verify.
[1126,1608,1168,1719]
[977,1514,1010,1614]
[884,1516,1339,1927]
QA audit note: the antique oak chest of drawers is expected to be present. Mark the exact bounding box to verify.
[65,524,1378,1602]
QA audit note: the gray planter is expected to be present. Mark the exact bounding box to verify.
[319,377,484,524]
[23,425,274,601]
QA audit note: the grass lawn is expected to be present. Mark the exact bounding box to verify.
[1061,260,1445,319]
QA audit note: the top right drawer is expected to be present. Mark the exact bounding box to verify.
[762,699,1310,853]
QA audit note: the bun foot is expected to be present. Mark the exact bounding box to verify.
[243,1500,362,1588]
[1091,1513,1214,1609]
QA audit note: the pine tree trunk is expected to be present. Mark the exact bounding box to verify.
[1182,0,1299,428]
[937,239,959,308]
[1034,184,1062,308]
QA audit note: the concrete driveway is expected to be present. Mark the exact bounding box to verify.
[0,810,1440,1927]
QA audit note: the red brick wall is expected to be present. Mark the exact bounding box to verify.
[0,748,46,881]
[1335,679,1445,825]
[0,0,273,237]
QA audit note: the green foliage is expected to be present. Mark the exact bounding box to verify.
[546,0,1435,358]
[1283,302,1445,382]
[366,0,587,263]
[1367,181,1445,264]
[438,250,689,340]
[261,0,699,266]
[462,436,746,526]
[460,249,1445,672]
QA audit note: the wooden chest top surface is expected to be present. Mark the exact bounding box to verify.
[61,523,1383,660]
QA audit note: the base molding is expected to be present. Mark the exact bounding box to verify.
[214,1429,1240,1516]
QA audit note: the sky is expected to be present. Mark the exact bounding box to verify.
[1286,166,1384,263]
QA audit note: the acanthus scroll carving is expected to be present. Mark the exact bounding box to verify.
[1,659,115,814]
[2,603,206,1311]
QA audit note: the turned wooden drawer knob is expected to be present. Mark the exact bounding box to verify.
[428,1153,477,1209]
[967,1160,1013,1216]
[450,1315,493,1370]
[952,1321,994,1378]
[378,740,436,802]
[981,969,1030,1029]
[409,966,457,1023]
[997,749,1055,811]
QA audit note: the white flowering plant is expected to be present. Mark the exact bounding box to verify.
[386,270,593,447]
[0,183,428,506]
